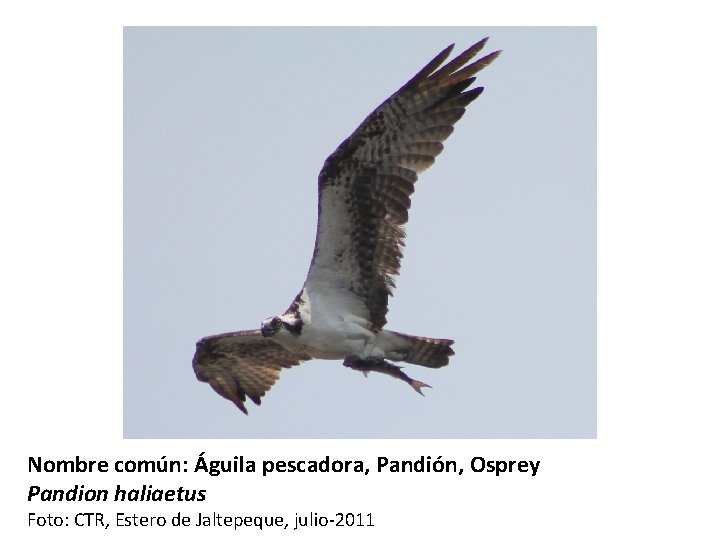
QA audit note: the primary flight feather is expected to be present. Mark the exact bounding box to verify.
[193,39,501,414]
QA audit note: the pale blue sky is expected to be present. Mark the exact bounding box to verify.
[124,27,596,438]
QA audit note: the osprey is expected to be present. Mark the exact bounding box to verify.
[193,39,501,414]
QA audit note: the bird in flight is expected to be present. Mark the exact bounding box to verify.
[193,38,501,414]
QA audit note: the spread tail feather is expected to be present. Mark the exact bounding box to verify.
[387,331,455,368]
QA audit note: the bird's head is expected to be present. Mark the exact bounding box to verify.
[260,312,304,338]
[260,316,283,338]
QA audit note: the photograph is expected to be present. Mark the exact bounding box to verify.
[124,27,596,438]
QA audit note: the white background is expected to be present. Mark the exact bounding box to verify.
[2,1,719,538]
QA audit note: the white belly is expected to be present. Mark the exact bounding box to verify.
[274,314,373,359]
[272,285,380,359]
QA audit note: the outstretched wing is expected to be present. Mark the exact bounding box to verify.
[192,330,310,414]
[307,39,501,330]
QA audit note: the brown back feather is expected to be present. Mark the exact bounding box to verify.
[193,330,309,414]
[311,40,501,329]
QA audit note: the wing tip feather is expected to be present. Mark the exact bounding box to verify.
[404,43,456,87]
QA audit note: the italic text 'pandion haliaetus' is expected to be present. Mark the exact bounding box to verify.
[193,39,501,414]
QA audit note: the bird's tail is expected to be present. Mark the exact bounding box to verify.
[385,331,455,368]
